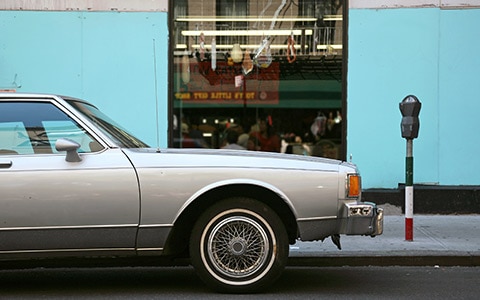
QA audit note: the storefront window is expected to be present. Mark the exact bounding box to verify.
[171,0,344,159]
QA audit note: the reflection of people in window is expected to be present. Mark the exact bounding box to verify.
[222,129,245,150]
[325,110,342,139]
[247,135,261,151]
[311,112,327,139]
[250,117,280,152]
[180,122,209,148]
[181,123,197,148]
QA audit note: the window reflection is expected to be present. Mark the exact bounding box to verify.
[172,0,344,160]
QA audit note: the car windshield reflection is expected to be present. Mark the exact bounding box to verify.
[67,100,149,148]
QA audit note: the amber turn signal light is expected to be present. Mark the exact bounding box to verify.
[347,174,361,198]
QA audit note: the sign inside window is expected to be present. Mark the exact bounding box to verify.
[174,60,279,105]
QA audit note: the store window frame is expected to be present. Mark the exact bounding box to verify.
[167,0,348,160]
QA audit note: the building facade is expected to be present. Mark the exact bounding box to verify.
[0,0,170,147]
[1,0,479,208]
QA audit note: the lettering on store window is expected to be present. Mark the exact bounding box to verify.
[175,61,279,105]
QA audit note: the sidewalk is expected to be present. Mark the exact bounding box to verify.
[288,209,480,267]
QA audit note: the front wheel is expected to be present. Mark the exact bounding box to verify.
[189,197,289,293]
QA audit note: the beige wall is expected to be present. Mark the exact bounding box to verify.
[0,0,168,11]
[350,0,480,9]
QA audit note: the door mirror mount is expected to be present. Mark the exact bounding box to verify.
[55,138,82,162]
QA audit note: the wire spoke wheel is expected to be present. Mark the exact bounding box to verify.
[208,216,269,278]
[190,197,289,293]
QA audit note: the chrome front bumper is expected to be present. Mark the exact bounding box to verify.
[344,202,384,236]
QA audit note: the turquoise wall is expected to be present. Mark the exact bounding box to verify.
[0,11,169,147]
[3,7,479,189]
[348,7,480,188]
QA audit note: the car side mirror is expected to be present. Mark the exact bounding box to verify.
[55,138,82,162]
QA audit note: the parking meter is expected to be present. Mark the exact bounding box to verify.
[399,95,421,241]
[399,95,421,139]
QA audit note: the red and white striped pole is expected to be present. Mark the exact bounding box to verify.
[405,139,414,241]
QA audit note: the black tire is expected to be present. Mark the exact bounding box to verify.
[189,197,289,293]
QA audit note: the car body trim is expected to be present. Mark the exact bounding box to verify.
[139,224,172,228]
[0,224,137,231]
[174,178,298,223]
[136,248,164,251]
[297,215,337,221]
[0,248,134,254]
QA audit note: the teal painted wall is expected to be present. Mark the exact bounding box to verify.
[0,11,169,147]
[348,7,480,188]
[3,7,479,189]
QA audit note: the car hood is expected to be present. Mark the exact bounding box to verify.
[123,148,358,173]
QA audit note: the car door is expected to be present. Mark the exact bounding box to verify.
[0,100,140,258]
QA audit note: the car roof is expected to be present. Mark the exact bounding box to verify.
[0,92,93,106]
[0,92,58,99]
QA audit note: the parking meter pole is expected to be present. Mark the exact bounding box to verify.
[399,94,421,242]
[405,139,414,241]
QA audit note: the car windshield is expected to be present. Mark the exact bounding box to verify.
[67,100,149,148]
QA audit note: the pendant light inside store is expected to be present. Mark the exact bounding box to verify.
[231,43,243,63]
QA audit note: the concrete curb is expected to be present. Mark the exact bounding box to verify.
[288,255,480,267]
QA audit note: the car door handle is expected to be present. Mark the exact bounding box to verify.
[0,161,13,169]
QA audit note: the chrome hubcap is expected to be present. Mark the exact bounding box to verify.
[207,216,269,278]
[230,237,247,255]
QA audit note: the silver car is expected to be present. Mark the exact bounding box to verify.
[0,93,383,293]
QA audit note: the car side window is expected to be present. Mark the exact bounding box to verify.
[0,101,103,155]
[0,121,33,155]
